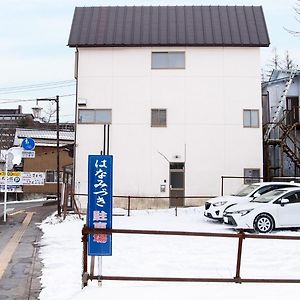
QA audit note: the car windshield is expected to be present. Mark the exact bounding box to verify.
[251,189,286,203]
[231,184,259,197]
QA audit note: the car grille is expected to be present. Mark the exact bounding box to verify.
[225,215,237,226]
[205,212,213,218]
[205,202,211,210]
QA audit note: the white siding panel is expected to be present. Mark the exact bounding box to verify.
[75,46,263,200]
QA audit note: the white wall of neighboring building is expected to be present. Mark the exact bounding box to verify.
[75,46,263,202]
[264,76,300,121]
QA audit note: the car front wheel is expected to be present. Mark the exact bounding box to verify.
[254,214,274,233]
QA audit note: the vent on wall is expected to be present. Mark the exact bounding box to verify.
[78,98,87,107]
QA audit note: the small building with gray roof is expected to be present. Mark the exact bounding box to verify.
[68,5,270,208]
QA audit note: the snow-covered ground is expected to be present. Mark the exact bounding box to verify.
[39,207,300,300]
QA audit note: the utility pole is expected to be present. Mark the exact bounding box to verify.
[36,95,61,217]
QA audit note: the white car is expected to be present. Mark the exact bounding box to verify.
[204,182,300,221]
[223,187,300,233]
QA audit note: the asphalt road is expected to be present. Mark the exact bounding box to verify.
[0,201,56,300]
[0,199,55,220]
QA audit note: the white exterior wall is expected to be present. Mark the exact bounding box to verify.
[75,47,263,202]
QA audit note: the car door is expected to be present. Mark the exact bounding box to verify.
[276,192,300,227]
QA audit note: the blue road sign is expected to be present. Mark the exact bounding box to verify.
[87,155,113,256]
[21,138,36,150]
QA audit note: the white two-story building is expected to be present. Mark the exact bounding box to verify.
[68,5,270,207]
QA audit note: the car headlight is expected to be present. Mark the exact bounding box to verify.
[232,209,253,216]
[212,201,228,207]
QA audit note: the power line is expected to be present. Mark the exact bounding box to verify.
[0,83,75,95]
[0,94,75,104]
[0,98,35,104]
[0,80,75,91]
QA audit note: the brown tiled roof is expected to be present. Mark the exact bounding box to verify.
[68,6,270,47]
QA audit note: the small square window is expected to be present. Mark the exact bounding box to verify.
[151,109,167,127]
[78,109,112,124]
[152,52,185,69]
[45,170,63,183]
[244,168,260,184]
[243,109,259,128]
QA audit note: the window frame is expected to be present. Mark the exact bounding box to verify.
[151,108,167,127]
[45,170,63,184]
[243,109,259,128]
[274,191,300,204]
[151,51,185,70]
[78,109,112,124]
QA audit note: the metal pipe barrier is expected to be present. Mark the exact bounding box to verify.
[221,176,265,196]
[220,176,300,196]
[81,226,300,287]
[73,194,216,216]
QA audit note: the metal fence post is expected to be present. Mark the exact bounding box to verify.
[82,225,88,288]
[127,196,131,217]
[234,230,245,283]
[221,176,224,196]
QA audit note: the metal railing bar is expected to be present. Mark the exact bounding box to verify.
[87,275,300,284]
[82,227,300,241]
[73,193,216,199]
[92,275,237,282]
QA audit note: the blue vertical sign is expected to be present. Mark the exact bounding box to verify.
[87,155,113,256]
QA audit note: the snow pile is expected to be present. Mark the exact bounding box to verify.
[39,207,300,300]
[39,214,84,300]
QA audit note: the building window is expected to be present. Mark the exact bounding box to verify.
[151,52,185,69]
[151,109,167,127]
[244,168,260,184]
[45,170,63,183]
[243,109,259,128]
[78,109,112,124]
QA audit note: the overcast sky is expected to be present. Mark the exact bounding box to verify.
[0,0,299,122]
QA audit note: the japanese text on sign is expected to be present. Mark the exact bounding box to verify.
[88,155,113,256]
[0,172,45,186]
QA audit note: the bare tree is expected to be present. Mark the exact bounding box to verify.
[285,0,300,36]
[263,47,281,80]
[263,49,297,82]
[42,103,56,123]
[271,47,281,70]
[283,50,295,69]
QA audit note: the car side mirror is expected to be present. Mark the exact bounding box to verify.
[280,198,289,206]
[253,192,261,198]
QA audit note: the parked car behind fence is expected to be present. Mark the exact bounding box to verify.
[204,182,300,221]
[223,187,300,233]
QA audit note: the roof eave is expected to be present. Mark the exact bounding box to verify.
[68,43,270,48]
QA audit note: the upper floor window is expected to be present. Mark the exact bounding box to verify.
[78,109,112,124]
[243,109,259,128]
[151,52,185,69]
[151,109,167,127]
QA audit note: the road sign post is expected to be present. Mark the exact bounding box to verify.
[2,147,21,222]
[21,137,35,151]
[3,153,8,222]
[87,155,113,256]
[2,139,36,222]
